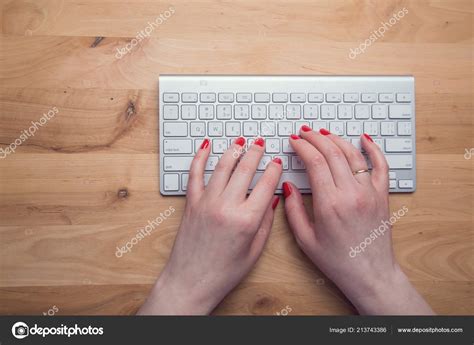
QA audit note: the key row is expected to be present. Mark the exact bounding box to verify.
[162,104,412,120]
[162,120,412,138]
[163,92,412,104]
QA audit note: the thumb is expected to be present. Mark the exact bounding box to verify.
[282,182,316,251]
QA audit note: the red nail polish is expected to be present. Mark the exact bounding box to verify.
[319,128,331,135]
[301,125,312,132]
[273,157,282,165]
[282,182,292,198]
[200,138,210,149]
[272,197,280,210]
[363,133,373,142]
[290,134,300,140]
[235,136,246,146]
[254,138,265,147]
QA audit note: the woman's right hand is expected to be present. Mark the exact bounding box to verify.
[283,126,433,315]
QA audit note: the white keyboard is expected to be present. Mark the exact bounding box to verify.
[159,75,416,195]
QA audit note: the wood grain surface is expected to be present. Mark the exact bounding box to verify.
[0,0,472,315]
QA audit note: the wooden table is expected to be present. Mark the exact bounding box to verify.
[0,0,472,315]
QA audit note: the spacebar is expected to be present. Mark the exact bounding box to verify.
[249,172,311,191]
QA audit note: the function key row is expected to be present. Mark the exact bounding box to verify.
[163,92,412,104]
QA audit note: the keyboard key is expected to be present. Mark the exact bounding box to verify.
[182,174,189,190]
[303,105,318,119]
[389,105,411,119]
[290,93,306,103]
[226,122,241,136]
[396,93,412,103]
[163,139,192,154]
[373,139,384,150]
[216,105,232,119]
[389,171,397,179]
[243,122,257,136]
[208,122,223,137]
[255,93,270,103]
[261,122,276,136]
[282,139,295,153]
[273,93,288,103]
[199,105,214,119]
[337,104,353,119]
[321,105,336,119]
[236,93,252,103]
[182,93,198,103]
[205,156,219,171]
[278,122,293,136]
[295,121,310,133]
[258,156,272,170]
[363,121,378,136]
[218,93,234,103]
[343,93,359,103]
[277,172,310,189]
[234,105,250,119]
[330,122,344,136]
[194,139,205,152]
[269,105,284,120]
[380,121,396,136]
[212,139,228,153]
[164,156,193,171]
[286,104,301,119]
[389,180,396,189]
[190,122,205,137]
[312,121,327,131]
[274,155,289,170]
[372,104,388,119]
[326,93,342,103]
[252,104,267,119]
[291,156,306,170]
[200,93,216,103]
[266,139,280,153]
[379,93,394,103]
[355,105,370,119]
[385,138,412,152]
[308,93,324,103]
[163,93,179,103]
[361,93,377,103]
[386,155,413,169]
[181,105,197,120]
[397,122,412,136]
[399,179,414,189]
[163,122,187,136]
[163,105,179,120]
[163,174,179,191]
[347,122,362,136]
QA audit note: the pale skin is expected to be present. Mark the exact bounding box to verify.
[137,127,434,315]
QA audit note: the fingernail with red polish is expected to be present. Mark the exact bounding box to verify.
[319,128,331,136]
[200,138,210,149]
[272,197,280,210]
[290,134,300,140]
[301,125,312,132]
[273,157,282,165]
[235,136,246,146]
[363,133,373,142]
[255,137,265,147]
[282,182,292,198]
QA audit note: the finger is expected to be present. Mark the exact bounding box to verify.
[314,127,371,185]
[249,196,279,259]
[246,157,283,215]
[225,138,265,201]
[206,137,246,196]
[187,138,210,204]
[289,134,336,198]
[282,182,317,252]
[362,133,389,193]
[299,127,355,189]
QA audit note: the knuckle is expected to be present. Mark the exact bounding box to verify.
[308,154,325,169]
[236,162,254,175]
[328,148,344,160]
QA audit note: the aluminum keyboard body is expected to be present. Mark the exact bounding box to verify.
[159,75,416,195]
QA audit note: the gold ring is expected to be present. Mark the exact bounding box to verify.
[353,169,370,176]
